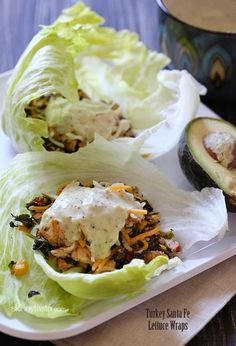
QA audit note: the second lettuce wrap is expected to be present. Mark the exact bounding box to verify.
[2,2,205,157]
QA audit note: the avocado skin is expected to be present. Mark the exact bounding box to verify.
[178,131,236,212]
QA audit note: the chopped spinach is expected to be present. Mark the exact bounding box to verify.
[143,200,153,212]
[28,290,40,298]
[8,260,16,269]
[10,213,36,228]
[33,239,54,259]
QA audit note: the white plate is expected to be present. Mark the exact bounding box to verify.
[0,71,235,341]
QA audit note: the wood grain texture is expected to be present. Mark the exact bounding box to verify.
[0,0,235,345]
[0,0,158,73]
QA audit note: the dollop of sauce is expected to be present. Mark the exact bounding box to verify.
[203,131,236,169]
[40,183,144,259]
[45,97,132,143]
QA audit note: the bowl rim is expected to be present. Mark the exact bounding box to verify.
[156,0,236,36]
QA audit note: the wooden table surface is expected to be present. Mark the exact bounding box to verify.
[0,1,235,345]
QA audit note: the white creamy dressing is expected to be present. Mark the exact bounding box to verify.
[40,182,144,259]
[163,0,236,33]
[204,131,235,168]
[45,97,131,143]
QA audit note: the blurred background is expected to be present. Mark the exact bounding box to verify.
[0,0,158,73]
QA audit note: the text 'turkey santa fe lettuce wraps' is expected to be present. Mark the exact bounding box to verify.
[2,2,205,158]
[0,136,228,318]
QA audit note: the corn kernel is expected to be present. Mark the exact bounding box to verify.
[10,260,29,276]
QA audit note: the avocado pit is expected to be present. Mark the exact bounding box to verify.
[203,132,236,170]
[178,117,236,212]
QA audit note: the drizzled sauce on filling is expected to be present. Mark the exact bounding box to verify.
[40,182,143,259]
[10,182,181,273]
[25,92,134,153]
[46,97,132,144]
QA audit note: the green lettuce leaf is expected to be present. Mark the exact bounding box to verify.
[0,136,227,317]
[2,2,205,157]
[34,254,172,300]
[2,2,102,152]
[3,37,79,152]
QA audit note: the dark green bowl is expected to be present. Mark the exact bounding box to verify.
[157,0,236,104]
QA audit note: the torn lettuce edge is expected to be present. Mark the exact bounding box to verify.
[34,252,181,300]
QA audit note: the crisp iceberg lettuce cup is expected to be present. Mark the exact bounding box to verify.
[0,136,228,317]
[34,254,177,300]
[2,2,205,158]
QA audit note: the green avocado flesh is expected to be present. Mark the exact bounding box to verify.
[178,117,236,212]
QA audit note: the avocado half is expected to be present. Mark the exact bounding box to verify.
[178,117,236,212]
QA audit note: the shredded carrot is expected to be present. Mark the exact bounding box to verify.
[78,239,86,248]
[96,260,116,273]
[122,238,133,252]
[109,185,132,192]
[91,259,103,272]
[130,227,160,244]
[121,228,131,245]
[92,248,119,273]
[129,209,148,215]
[95,257,110,273]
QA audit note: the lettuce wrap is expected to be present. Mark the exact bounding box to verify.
[0,136,228,318]
[2,2,206,157]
